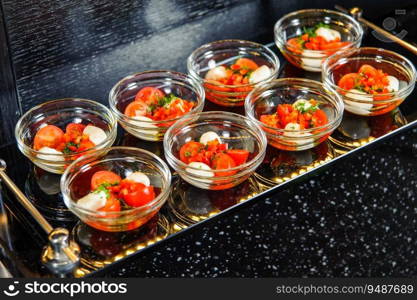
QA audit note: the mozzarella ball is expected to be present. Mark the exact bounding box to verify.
[315,27,341,42]
[283,123,314,146]
[345,89,373,115]
[249,65,272,84]
[293,99,312,111]
[387,75,399,92]
[186,162,214,178]
[199,131,221,145]
[301,50,325,71]
[77,191,107,211]
[131,116,159,136]
[37,147,65,161]
[83,125,107,146]
[205,66,228,81]
[126,171,151,186]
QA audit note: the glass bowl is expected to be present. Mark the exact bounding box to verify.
[322,47,416,116]
[15,98,117,174]
[187,39,280,107]
[61,147,171,232]
[245,78,344,151]
[109,70,205,141]
[274,9,363,72]
[163,111,267,190]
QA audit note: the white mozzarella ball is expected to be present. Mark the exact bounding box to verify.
[77,191,107,211]
[301,50,325,71]
[315,27,341,41]
[387,75,399,92]
[126,171,151,186]
[344,89,373,115]
[249,65,272,84]
[293,99,312,110]
[37,147,65,161]
[205,66,228,81]
[186,162,214,178]
[283,123,314,146]
[83,125,107,146]
[199,131,221,145]
[131,116,159,136]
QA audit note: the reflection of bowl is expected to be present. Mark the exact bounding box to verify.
[322,47,416,116]
[109,71,205,141]
[164,112,267,190]
[274,9,363,72]
[187,40,280,107]
[245,78,343,151]
[61,147,171,232]
[15,99,117,174]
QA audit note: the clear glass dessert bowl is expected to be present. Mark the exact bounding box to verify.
[163,111,267,190]
[187,39,280,107]
[15,98,117,174]
[322,47,416,116]
[109,70,205,141]
[245,78,344,151]
[61,147,171,232]
[274,9,363,72]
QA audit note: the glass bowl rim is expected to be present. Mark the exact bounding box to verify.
[187,39,280,88]
[322,47,417,101]
[163,111,267,173]
[108,70,205,126]
[274,8,364,53]
[15,98,117,158]
[60,146,172,217]
[245,77,344,134]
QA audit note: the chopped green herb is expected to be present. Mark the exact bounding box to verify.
[62,142,78,154]
[303,22,330,37]
[184,151,191,157]
[294,101,319,113]
[93,182,118,199]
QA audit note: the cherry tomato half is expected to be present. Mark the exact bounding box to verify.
[134,87,165,105]
[212,153,236,177]
[91,171,122,190]
[179,141,204,164]
[33,125,65,151]
[124,100,148,117]
[234,58,259,70]
[120,182,156,207]
[226,149,250,166]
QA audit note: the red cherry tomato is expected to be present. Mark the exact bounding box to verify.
[234,58,259,70]
[91,171,122,190]
[212,153,236,177]
[134,87,165,104]
[179,141,204,164]
[226,149,250,166]
[98,194,121,213]
[124,100,148,117]
[358,64,377,78]
[65,123,86,136]
[338,73,360,90]
[33,125,65,151]
[120,182,156,207]
[311,110,328,127]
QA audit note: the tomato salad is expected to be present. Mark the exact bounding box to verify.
[204,58,272,105]
[124,86,194,126]
[179,131,250,178]
[260,99,328,131]
[287,23,350,53]
[34,123,107,161]
[76,170,156,212]
[337,64,400,115]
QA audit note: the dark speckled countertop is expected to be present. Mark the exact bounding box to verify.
[102,127,417,277]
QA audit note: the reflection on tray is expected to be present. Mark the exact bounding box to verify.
[168,176,261,230]
[255,142,334,188]
[72,214,170,277]
[329,109,407,153]
[24,166,75,221]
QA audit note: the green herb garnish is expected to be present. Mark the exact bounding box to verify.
[93,182,118,199]
[62,142,78,154]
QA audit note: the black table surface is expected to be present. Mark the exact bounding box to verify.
[1,5,417,278]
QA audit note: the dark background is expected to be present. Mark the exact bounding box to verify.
[0,0,416,147]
